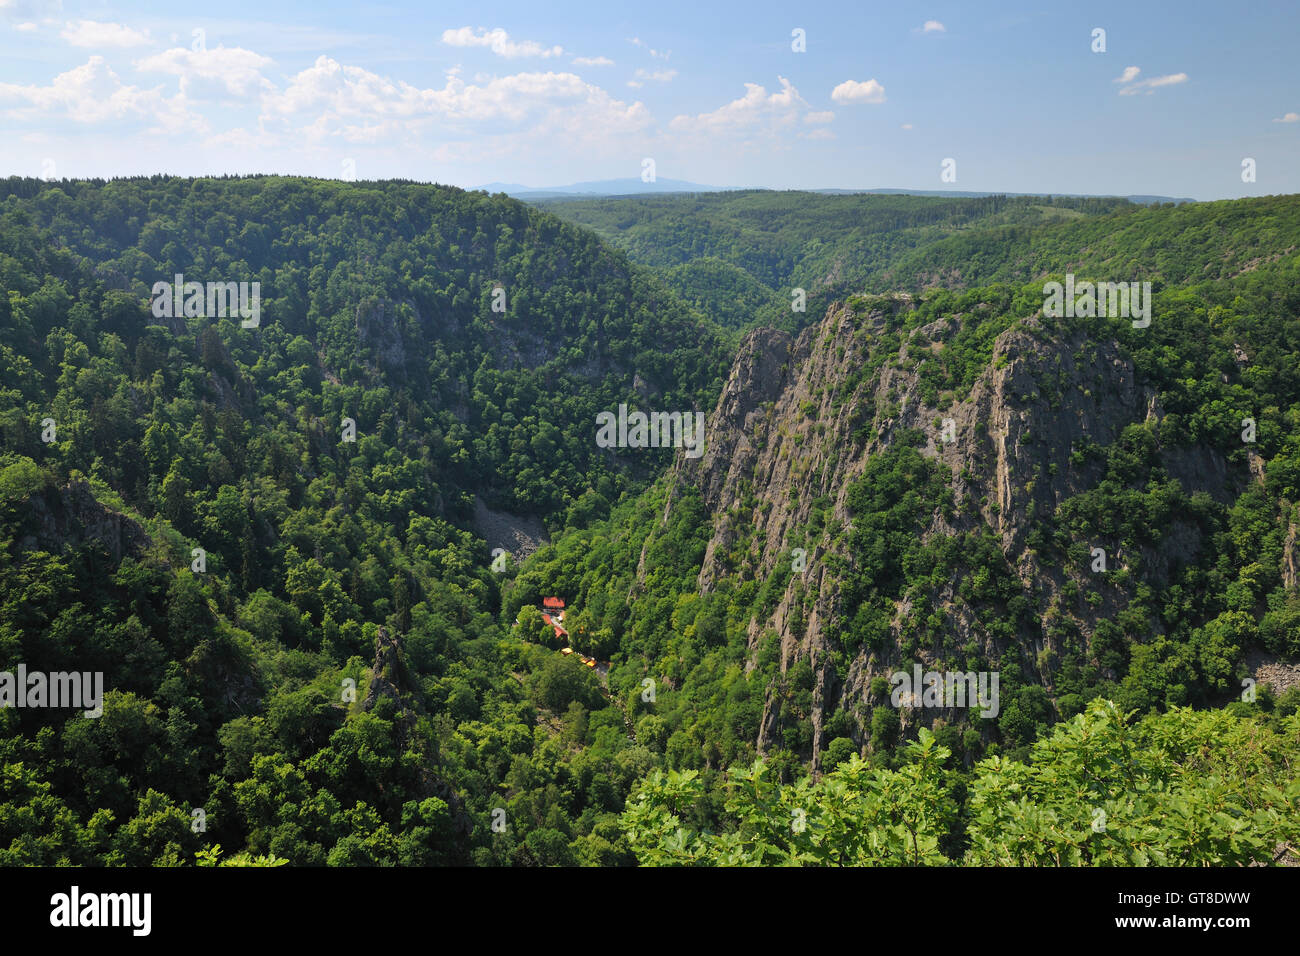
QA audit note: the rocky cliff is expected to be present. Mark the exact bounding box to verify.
[663,294,1253,768]
[22,479,151,563]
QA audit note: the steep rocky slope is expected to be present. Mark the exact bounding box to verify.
[663,294,1254,767]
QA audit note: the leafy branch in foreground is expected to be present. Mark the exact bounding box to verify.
[195,844,289,867]
[621,700,1300,866]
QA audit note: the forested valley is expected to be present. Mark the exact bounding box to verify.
[2,177,1298,866]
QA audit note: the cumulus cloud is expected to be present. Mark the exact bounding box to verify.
[0,55,202,133]
[830,78,886,104]
[1272,111,1299,123]
[259,55,650,147]
[5,34,662,171]
[669,76,827,139]
[135,46,274,98]
[60,19,150,47]
[573,56,613,66]
[1115,66,1188,95]
[441,26,562,58]
[921,20,945,33]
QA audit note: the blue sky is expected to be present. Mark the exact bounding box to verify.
[1,0,1297,199]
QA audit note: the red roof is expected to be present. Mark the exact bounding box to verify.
[542,597,565,608]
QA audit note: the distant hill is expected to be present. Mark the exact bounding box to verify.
[477,179,1195,205]
[812,187,1196,205]
[539,189,1141,330]
[476,177,737,198]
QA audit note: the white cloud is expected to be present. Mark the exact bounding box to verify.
[0,55,202,133]
[627,67,676,87]
[901,122,913,129]
[804,110,834,124]
[573,56,613,67]
[261,56,430,121]
[922,20,945,33]
[135,46,273,98]
[669,76,826,139]
[260,55,650,147]
[1272,111,1299,123]
[14,21,37,31]
[0,39,662,175]
[441,26,562,58]
[629,37,670,59]
[60,19,150,47]
[831,78,886,105]
[1115,67,1188,95]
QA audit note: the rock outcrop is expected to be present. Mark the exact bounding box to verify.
[361,625,474,847]
[355,297,409,377]
[660,295,1251,769]
[22,480,150,563]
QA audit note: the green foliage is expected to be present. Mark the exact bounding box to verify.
[2,178,1298,868]
[0,176,728,866]
[543,190,1134,334]
[622,702,1300,866]
[966,700,1300,865]
[195,844,288,866]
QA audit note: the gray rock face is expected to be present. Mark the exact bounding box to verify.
[22,480,150,564]
[359,625,474,843]
[355,298,408,375]
[362,625,409,714]
[473,496,548,564]
[662,296,1244,767]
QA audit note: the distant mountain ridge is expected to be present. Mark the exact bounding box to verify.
[476,177,735,198]
[477,178,1195,204]
[812,187,1196,205]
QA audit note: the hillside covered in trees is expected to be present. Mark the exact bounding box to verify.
[539,190,1136,331]
[1,178,1297,866]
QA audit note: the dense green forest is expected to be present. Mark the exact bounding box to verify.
[1,178,1297,866]
[518,193,1300,781]
[540,190,1135,332]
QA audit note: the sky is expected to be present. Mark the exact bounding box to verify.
[1,0,1297,199]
